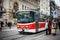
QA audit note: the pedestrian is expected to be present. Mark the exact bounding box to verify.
[51,19,56,35]
[58,20,60,29]
[45,20,48,35]
[0,21,4,30]
[5,19,7,27]
[46,20,51,35]
[0,21,1,30]
[7,22,12,29]
[5,21,7,27]
[55,19,58,29]
[48,21,51,35]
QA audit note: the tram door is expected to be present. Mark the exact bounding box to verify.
[35,13,39,32]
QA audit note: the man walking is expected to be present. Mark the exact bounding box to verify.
[58,20,60,29]
[0,21,4,30]
[7,22,12,29]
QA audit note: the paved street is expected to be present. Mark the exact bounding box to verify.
[0,27,60,40]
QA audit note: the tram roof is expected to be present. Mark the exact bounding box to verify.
[17,10,38,12]
[16,10,40,14]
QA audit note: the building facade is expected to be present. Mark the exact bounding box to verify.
[40,0,50,16]
[2,0,39,22]
[3,0,39,10]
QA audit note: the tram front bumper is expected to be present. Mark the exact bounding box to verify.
[17,28,36,33]
[17,28,22,32]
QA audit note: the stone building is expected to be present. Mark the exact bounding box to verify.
[40,0,50,16]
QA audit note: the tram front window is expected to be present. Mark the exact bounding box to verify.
[16,11,34,23]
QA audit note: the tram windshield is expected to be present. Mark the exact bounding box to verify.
[16,11,35,23]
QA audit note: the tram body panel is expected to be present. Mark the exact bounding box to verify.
[17,22,36,33]
[38,22,46,31]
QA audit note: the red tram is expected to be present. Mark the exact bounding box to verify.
[16,10,47,33]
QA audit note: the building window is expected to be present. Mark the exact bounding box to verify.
[13,2,18,11]
[29,0,30,2]
[13,2,18,18]
[0,0,3,11]
[27,7,29,10]
[25,6,26,10]
[22,5,24,10]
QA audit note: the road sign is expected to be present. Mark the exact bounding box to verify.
[52,10,58,18]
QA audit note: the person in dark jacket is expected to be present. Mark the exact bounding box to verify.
[58,20,60,29]
[7,22,12,29]
[5,21,7,27]
[0,21,4,30]
[5,19,7,27]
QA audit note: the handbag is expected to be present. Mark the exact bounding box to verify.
[51,28,56,34]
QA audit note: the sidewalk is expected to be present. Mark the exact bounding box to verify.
[2,26,17,31]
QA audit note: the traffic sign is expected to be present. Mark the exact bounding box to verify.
[52,10,58,18]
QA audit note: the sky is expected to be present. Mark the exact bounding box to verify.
[55,0,60,6]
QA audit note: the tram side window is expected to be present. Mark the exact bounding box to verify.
[38,14,45,22]
[30,11,35,22]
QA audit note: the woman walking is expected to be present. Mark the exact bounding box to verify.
[51,19,56,35]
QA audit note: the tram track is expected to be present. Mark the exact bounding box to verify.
[2,34,27,40]
[1,32,33,40]
[0,33,19,38]
[0,31,45,40]
[12,31,45,40]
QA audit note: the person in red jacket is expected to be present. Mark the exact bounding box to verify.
[48,21,51,35]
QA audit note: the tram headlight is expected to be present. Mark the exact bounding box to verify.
[26,26,28,28]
